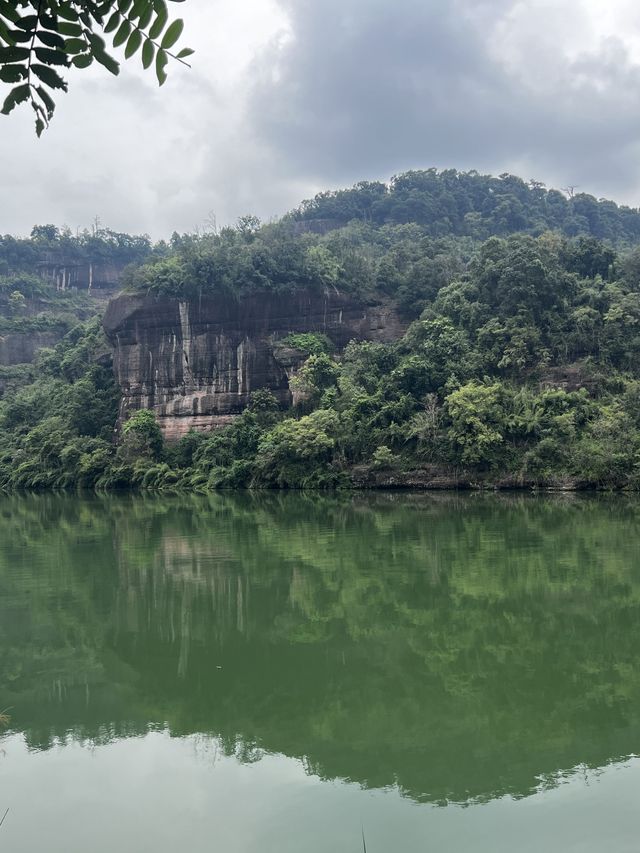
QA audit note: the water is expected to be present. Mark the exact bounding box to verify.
[1,491,640,852]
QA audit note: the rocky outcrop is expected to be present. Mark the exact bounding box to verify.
[103,290,406,440]
[36,256,130,293]
[0,329,65,366]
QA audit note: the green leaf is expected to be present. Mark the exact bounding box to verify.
[35,117,45,136]
[0,45,29,62]
[176,47,193,59]
[57,22,84,37]
[1,83,29,115]
[125,28,142,59]
[63,38,87,54]
[34,47,70,66]
[155,47,167,85]
[7,29,31,43]
[0,21,16,47]
[137,2,153,30]
[141,38,154,68]
[38,13,59,31]
[57,2,80,22]
[72,53,93,68]
[113,19,131,48]
[118,0,134,12]
[89,32,107,51]
[148,3,168,39]
[0,1,19,24]
[104,11,121,34]
[160,18,183,49]
[31,64,68,90]
[14,15,38,31]
[0,64,26,83]
[131,0,151,20]
[35,85,56,116]
[37,31,66,49]
[92,48,119,75]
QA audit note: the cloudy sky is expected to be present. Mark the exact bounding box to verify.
[3,0,640,238]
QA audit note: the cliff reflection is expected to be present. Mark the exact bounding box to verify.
[2,491,640,804]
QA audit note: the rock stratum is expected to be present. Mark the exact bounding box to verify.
[103,290,405,440]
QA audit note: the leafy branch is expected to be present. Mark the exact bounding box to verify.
[0,0,192,134]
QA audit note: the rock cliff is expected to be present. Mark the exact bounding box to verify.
[0,329,65,366]
[103,290,405,440]
[0,271,125,372]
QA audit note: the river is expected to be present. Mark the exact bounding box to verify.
[1,491,639,852]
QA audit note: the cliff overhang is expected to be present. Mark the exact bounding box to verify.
[103,289,405,441]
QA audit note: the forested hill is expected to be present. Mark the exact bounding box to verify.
[289,170,640,243]
[122,170,640,312]
[0,225,152,299]
[4,168,640,491]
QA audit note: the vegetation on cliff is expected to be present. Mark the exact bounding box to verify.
[0,224,152,283]
[3,169,640,490]
[122,170,640,311]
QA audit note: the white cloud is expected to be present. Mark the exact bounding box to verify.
[3,0,640,238]
[0,0,289,237]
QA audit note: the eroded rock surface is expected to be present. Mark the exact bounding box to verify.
[0,330,65,366]
[103,290,405,440]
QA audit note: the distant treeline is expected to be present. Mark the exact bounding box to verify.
[0,225,152,275]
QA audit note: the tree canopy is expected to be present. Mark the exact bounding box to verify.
[0,0,192,134]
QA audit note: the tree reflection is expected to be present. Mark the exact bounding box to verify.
[2,491,640,803]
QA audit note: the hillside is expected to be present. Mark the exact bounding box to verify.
[289,170,640,243]
[2,169,640,491]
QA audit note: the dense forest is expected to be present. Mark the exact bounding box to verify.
[3,169,640,490]
[289,170,640,243]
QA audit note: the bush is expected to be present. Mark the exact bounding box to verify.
[371,446,395,469]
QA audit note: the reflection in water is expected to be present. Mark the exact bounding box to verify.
[2,491,640,807]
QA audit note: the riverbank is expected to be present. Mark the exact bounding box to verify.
[348,465,616,491]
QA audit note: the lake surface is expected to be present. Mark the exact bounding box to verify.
[1,491,640,852]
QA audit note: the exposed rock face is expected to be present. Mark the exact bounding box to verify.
[35,257,131,293]
[0,329,64,366]
[103,290,406,441]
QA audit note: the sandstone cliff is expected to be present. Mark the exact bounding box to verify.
[0,328,66,366]
[0,272,124,371]
[103,290,406,440]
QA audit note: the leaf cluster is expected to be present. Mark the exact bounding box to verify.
[0,0,192,133]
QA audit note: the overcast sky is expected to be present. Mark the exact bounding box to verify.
[3,0,640,238]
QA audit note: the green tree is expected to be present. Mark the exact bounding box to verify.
[255,409,341,488]
[121,409,163,462]
[445,381,506,466]
[7,288,26,315]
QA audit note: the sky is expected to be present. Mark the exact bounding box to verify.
[4,0,640,238]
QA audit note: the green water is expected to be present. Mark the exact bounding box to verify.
[1,492,640,852]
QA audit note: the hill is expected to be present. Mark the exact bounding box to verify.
[2,169,640,491]
[289,169,640,244]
